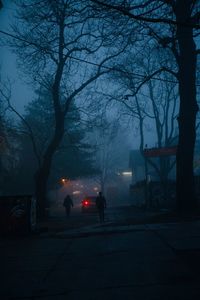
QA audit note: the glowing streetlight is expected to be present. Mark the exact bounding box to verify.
[61,178,70,184]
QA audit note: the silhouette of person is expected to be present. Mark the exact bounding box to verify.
[63,194,73,217]
[96,191,106,223]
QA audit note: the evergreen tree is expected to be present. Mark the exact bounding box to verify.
[17,87,96,191]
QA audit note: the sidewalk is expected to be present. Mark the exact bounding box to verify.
[38,205,200,237]
[40,206,200,272]
[53,216,200,252]
[2,206,200,299]
[2,227,200,300]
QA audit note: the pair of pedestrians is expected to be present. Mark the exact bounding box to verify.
[63,192,107,222]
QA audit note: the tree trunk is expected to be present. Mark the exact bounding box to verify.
[35,118,65,218]
[175,0,199,212]
[35,56,66,218]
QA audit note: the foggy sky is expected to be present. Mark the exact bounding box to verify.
[0,1,157,149]
[0,0,34,113]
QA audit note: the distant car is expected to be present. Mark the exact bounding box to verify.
[81,196,97,213]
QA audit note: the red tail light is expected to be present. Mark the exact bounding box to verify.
[83,200,90,206]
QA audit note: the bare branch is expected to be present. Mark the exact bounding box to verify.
[0,85,41,167]
[91,0,200,29]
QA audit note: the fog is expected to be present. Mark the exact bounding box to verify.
[1,3,200,300]
[0,0,199,218]
[0,0,34,113]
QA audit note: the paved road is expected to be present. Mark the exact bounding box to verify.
[44,205,158,232]
[1,206,200,299]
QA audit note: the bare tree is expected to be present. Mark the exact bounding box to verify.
[9,0,129,217]
[92,116,120,194]
[0,81,23,193]
[104,46,178,176]
[91,0,200,212]
[141,50,178,184]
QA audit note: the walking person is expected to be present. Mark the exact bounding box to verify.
[96,191,106,223]
[63,194,73,218]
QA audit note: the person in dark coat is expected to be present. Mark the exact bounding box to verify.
[63,194,73,217]
[95,191,106,223]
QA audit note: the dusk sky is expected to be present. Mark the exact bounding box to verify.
[0,1,157,149]
[0,0,34,113]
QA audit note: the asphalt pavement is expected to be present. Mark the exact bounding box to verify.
[1,205,200,299]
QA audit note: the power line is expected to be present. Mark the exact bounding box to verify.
[0,28,199,87]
